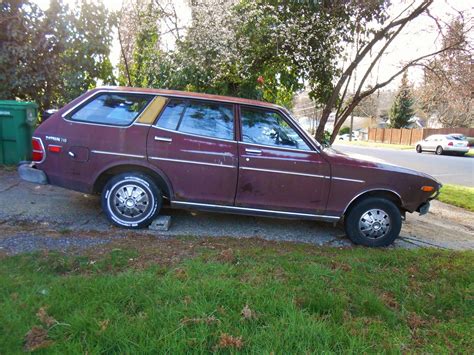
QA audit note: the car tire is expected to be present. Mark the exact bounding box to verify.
[435,146,444,155]
[344,197,402,247]
[416,145,422,153]
[101,173,162,229]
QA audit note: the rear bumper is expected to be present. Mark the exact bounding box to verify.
[18,162,48,185]
[444,146,469,152]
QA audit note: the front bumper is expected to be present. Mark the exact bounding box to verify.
[18,162,48,185]
[417,201,430,216]
[416,183,441,216]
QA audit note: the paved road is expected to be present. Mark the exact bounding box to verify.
[333,144,474,187]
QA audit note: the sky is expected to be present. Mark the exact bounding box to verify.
[32,0,472,90]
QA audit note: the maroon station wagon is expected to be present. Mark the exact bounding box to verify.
[18,87,441,247]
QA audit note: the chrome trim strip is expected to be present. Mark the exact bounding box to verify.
[133,122,152,127]
[342,188,403,214]
[332,177,365,183]
[240,166,328,179]
[182,149,234,157]
[240,141,318,154]
[91,150,145,159]
[149,156,235,168]
[172,201,340,221]
[151,126,237,143]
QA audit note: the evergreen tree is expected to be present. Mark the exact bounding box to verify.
[389,71,415,128]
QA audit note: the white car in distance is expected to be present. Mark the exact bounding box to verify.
[415,134,470,156]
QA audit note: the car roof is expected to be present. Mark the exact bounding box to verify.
[95,86,284,110]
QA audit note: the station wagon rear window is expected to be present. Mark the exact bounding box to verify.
[69,93,154,126]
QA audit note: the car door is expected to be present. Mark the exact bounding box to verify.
[423,135,437,151]
[235,106,330,214]
[147,98,238,205]
[48,91,155,192]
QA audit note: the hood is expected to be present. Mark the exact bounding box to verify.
[324,147,441,184]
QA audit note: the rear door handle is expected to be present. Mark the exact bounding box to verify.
[245,148,262,155]
[154,136,172,143]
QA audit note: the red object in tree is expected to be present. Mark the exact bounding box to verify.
[257,76,264,85]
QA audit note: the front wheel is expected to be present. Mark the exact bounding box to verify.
[416,145,422,153]
[102,173,162,228]
[436,146,444,155]
[344,197,402,247]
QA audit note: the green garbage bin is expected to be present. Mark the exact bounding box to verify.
[0,100,38,165]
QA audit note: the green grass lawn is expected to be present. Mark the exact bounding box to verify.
[438,184,474,212]
[1,242,473,353]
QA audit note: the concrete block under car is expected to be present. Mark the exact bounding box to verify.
[149,215,171,231]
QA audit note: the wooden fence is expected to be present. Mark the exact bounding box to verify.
[368,127,474,146]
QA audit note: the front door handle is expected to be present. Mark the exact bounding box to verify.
[154,136,172,143]
[245,148,262,155]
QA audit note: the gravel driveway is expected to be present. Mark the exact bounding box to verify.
[0,168,472,254]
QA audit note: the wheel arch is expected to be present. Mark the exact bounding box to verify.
[343,189,403,216]
[93,163,173,200]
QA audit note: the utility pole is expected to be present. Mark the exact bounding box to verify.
[350,33,359,142]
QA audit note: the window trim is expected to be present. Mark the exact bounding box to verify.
[153,97,237,142]
[238,104,317,152]
[63,91,156,128]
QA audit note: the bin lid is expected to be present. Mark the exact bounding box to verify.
[0,100,38,109]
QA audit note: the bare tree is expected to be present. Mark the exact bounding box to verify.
[316,0,470,144]
[416,17,473,128]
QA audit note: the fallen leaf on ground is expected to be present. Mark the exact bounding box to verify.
[181,315,220,325]
[24,326,54,352]
[241,304,256,320]
[174,268,188,280]
[98,319,109,332]
[36,307,57,327]
[380,292,400,310]
[217,333,243,350]
[218,248,236,263]
[407,313,426,331]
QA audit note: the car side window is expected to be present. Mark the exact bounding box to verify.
[157,100,234,140]
[69,93,153,126]
[240,107,311,151]
[156,100,186,130]
[178,102,234,140]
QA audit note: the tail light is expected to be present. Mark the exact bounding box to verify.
[32,137,45,162]
[448,142,453,146]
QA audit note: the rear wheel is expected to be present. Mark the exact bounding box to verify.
[416,145,422,153]
[436,146,444,155]
[101,173,162,228]
[344,197,402,247]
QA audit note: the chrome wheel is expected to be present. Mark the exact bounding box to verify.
[358,208,391,239]
[112,184,150,219]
